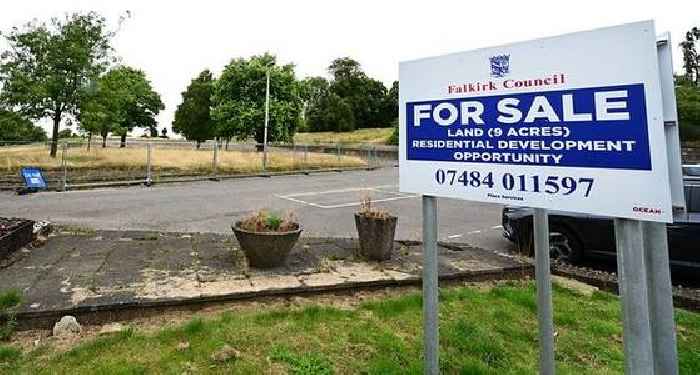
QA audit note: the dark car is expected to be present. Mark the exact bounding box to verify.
[502,173,700,270]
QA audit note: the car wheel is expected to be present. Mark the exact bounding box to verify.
[549,227,583,264]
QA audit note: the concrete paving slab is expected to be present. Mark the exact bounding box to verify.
[1,230,531,321]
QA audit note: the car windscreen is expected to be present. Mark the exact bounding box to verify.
[683,165,700,177]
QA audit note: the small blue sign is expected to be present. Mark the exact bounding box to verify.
[20,167,47,191]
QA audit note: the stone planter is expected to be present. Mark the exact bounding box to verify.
[354,213,397,261]
[232,222,302,268]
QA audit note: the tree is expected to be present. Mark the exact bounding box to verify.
[80,66,163,148]
[680,27,700,85]
[299,76,330,106]
[0,110,46,143]
[212,53,303,144]
[108,67,163,147]
[172,70,215,148]
[327,57,391,128]
[0,12,115,157]
[677,77,700,141]
[306,92,355,132]
[299,76,330,132]
[381,80,399,125]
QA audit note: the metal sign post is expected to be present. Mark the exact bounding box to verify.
[614,219,654,374]
[422,195,439,375]
[534,208,555,375]
[643,221,678,374]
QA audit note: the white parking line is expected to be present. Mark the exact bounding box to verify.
[447,234,463,239]
[491,225,503,229]
[275,185,417,209]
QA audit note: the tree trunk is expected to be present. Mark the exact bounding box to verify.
[102,134,107,148]
[87,132,92,151]
[50,112,61,158]
[225,138,230,151]
[196,141,201,150]
[120,134,127,148]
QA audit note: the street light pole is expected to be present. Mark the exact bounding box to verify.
[262,68,270,172]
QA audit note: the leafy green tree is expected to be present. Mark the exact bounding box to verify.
[109,67,163,147]
[172,70,215,148]
[328,57,390,128]
[382,80,399,125]
[0,12,114,157]
[212,53,303,144]
[306,92,355,132]
[299,76,330,106]
[80,66,163,148]
[680,27,700,85]
[0,110,47,143]
[677,77,700,141]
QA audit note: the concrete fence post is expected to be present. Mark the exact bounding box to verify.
[337,143,341,161]
[61,143,68,192]
[212,140,219,179]
[145,143,153,186]
[366,145,371,168]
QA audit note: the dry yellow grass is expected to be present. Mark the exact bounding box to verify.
[0,145,365,174]
[294,127,393,145]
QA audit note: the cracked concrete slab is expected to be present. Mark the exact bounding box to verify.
[0,230,531,317]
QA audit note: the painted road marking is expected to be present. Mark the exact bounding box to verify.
[276,185,417,209]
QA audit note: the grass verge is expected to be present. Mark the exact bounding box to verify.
[2,281,699,374]
[294,128,394,145]
[0,145,364,174]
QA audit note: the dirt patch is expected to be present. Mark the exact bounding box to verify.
[7,280,510,354]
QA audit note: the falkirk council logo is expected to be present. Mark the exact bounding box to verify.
[489,54,510,78]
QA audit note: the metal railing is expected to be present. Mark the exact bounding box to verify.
[0,138,397,191]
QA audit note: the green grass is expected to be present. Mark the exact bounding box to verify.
[0,289,21,341]
[3,281,700,374]
[294,127,394,145]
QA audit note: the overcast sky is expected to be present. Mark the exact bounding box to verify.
[1,0,698,135]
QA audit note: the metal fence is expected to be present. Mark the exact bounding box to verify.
[0,138,398,191]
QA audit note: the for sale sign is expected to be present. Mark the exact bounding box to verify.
[399,21,672,222]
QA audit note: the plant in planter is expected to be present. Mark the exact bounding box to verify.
[354,196,397,261]
[232,210,301,268]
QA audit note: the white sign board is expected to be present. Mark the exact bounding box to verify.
[399,21,672,222]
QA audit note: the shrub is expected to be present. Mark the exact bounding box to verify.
[386,120,398,145]
[0,290,21,341]
[237,210,298,232]
[358,195,392,219]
